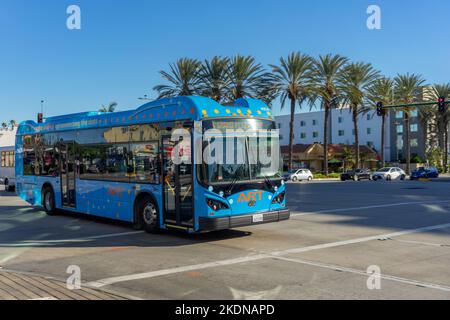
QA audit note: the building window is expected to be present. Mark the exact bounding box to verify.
[300,133,306,139]
[410,124,418,132]
[313,132,319,138]
[279,134,284,140]
[366,114,371,121]
[338,117,343,124]
[410,109,418,117]
[338,130,345,136]
[396,111,404,119]
[411,139,418,147]
[396,125,403,134]
[367,141,374,148]
[312,119,317,126]
[300,121,306,127]
[277,123,281,129]
[1,151,15,167]
[367,128,372,135]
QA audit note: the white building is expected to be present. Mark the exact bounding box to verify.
[275,108,391,162]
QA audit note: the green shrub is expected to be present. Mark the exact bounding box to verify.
[314,173,340,179]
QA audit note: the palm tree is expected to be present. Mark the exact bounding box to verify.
[430,84,450,172]
[154,58,201,98]
[269,52,315,170]
[367,77,395,167]
[197,56,230,102]
[99,102,118,113]
[9,120,16,130]
[312,54,349,175]
[339,62,380,168]
[226,55,266,101]
[394,73,426,174]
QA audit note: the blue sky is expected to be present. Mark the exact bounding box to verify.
[0,0,449,122]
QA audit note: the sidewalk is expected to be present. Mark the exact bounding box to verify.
[0,270,129,300]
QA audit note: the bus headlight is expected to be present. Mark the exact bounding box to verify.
[206,198,229,211]
[271,192,285,204]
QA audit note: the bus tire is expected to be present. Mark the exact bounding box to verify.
[137,196,160,234]
[42,186,57,216]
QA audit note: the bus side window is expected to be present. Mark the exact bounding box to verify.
[129,141,160,184]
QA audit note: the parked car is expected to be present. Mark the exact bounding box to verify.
[289,169,314,182]
[282,170,297,181]
[410,167,439,180]
[372,167,406,181]
[340,169,372,181]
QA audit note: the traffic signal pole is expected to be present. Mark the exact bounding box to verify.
[376,97,449,174]
[377,99,449,111]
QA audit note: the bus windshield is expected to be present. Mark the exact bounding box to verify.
[199,119,282,185]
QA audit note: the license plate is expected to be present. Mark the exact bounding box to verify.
[252,214,264,223]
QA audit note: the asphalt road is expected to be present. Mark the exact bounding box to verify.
[0,179,449,300]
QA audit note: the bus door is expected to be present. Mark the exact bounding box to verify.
[161,135,193,228]
[59,141,76,208]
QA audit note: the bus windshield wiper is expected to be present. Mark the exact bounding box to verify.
[262,173,274,191]
[225,164,246,195]
[226,176,239,195]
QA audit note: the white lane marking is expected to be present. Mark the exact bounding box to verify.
[274,256,450,292]
[279,222,450,255]
[0,251,26,264]
[291,200,450,217]
[0,231,144,248]
[86,254,270,288]
[86,222,450,288]
[391,238,450,248]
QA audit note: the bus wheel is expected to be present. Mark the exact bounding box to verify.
[42,186,57,216]
[138,197,160,234]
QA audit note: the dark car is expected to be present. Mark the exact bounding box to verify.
[410,167,439,180]
[340,169,372,181]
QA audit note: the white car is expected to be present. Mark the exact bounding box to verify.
[372,167,406,181]
[290,169,313,182]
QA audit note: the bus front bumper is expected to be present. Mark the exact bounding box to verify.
[198,209,290,232]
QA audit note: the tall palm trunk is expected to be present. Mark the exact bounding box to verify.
[404,113,411,175]
[438,116,445,150]
[323,103,330,175]
[288,97,296,171]
[352,107,360,168]
[380,114,386,167]
[444,114,449,173]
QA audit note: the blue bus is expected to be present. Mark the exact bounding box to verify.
[15,96,289,233]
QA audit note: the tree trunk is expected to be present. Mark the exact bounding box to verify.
[323,104,330,175]
[404,113,411,175]
[438,115,445,150]
[444,114,448,173]
[288,97,296,171]
[352,107,360,169]
[381,114,386,168]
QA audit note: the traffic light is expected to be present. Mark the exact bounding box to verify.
[438,97,446,113]
[376,102,384,116]
[37,113,43,123]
